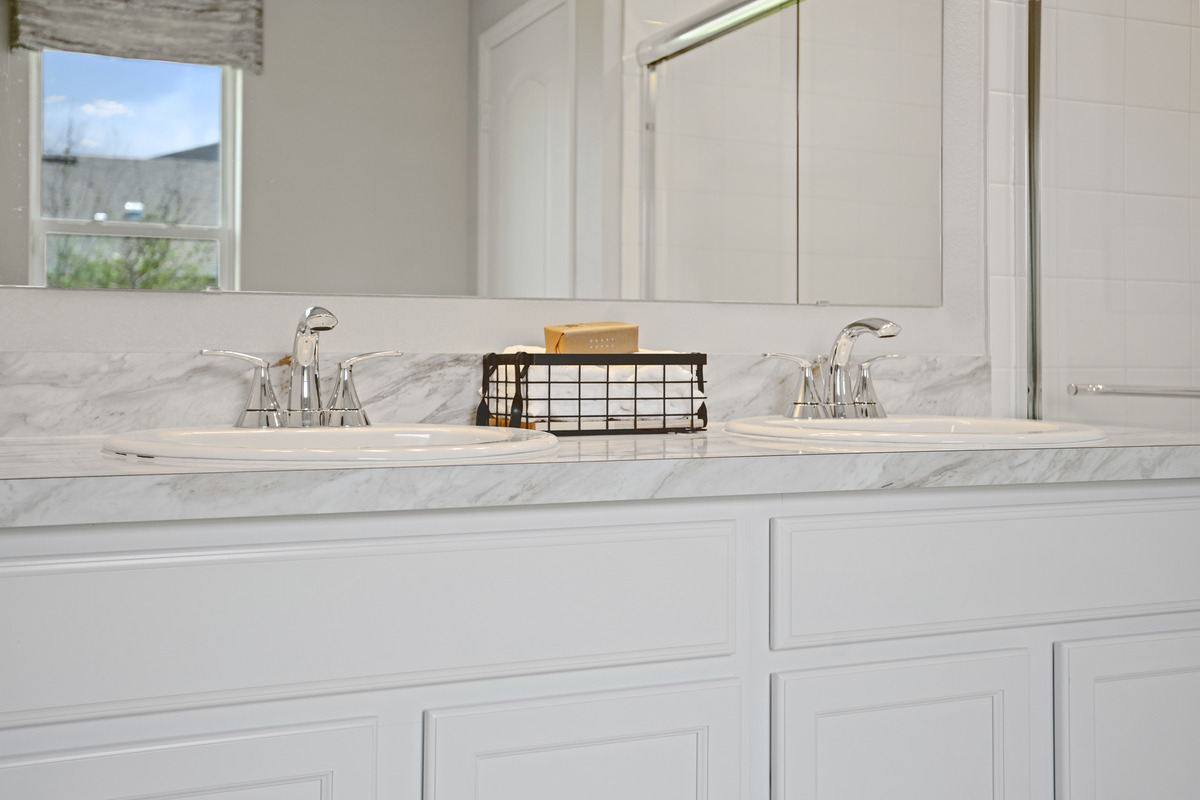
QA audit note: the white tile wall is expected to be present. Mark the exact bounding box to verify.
[1126,194,1190,280]
[1000,0,1200,430]
[1055,189,1125,280]
[1055,11,1124,104]
[1129,0,1193,27]
[1126,20,1190,110]
[1125,109,1190,195]
[1055,100,1126,192]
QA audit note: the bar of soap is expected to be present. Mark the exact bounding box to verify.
[544,322,639,354]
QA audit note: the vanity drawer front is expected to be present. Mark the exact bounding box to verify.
[0,519,735,726]
[770,499,1200,649]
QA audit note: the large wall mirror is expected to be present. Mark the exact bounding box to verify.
[0,0,942,306]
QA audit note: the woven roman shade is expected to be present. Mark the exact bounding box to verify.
[9,0,263,72]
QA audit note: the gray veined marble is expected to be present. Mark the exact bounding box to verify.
[0,350,990,437]
[4,423,1200,529]
[717,353,991,419]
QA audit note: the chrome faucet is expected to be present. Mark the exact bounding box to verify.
[763,353,828,419]
[765,317,902,420]
[286,306,338,427]
[824,317,900,417]
[203,307,404,428]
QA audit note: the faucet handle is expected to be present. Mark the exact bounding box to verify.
[764,353,829,419]
[855,354,904,419]
[200,349,283,428]
[326,350,404,427]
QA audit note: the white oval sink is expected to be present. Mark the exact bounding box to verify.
[725,415,1107,447]
[102,424,558,465]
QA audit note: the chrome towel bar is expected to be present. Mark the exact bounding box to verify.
[1068,383,1200,399]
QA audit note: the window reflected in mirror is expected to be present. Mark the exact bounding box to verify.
[46,234,218,290]
[34,51,229,290]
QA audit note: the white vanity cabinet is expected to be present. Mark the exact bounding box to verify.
[2,479,1200,799]
[0,499,745,800]
[767,487,1200,800]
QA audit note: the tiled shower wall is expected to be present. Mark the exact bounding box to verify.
[621,0,941,307]
[649,7,798,303]
[1033,0,1200,430]
[796,0,942,307]
[621,0,797,302]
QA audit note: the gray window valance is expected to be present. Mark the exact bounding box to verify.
[9,0,263,72]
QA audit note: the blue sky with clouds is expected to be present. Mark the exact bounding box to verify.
[42,51,220,160]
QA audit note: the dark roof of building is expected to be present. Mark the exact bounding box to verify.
[155,143,219,161]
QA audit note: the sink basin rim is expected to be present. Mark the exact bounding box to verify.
[102,424,559,465]
[724,415,1108,446]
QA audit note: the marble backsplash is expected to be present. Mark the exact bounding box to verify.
[0,350,990,437]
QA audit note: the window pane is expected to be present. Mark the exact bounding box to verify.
[46,234,218,290]
[41,51,221,225]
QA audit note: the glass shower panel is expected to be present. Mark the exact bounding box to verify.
[796,0,942,307]
[646,0,941,306]
[1037,2,1200,431]
[650,6,799,304]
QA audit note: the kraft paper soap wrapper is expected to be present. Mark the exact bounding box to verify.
[544,322,639,354]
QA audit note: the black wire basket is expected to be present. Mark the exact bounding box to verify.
[475,352,708,435]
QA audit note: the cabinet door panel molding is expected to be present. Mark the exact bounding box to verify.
[772,650,1031,800]
[772,499,1200,648]
[1056,629,1200,799]
[424,679,742,799]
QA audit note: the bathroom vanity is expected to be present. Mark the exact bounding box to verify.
[3,427,1200,799]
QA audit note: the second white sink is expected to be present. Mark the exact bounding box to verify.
[103,424,559,465]
[725,415,1107,447]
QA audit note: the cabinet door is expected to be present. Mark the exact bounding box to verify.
[773,650,1030,800]
[0,719,376,800]
[424,680,741,800]
[1057,629,1200,800]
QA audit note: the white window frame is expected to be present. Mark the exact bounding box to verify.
[27,52,242,290]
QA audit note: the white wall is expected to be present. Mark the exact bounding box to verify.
[240,0,472,296]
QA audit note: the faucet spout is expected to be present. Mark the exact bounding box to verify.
[287,306,338,427]
[825,317,900,415]
[828,317,901,367]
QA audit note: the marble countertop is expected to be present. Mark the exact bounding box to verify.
[5,424,1200,529]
